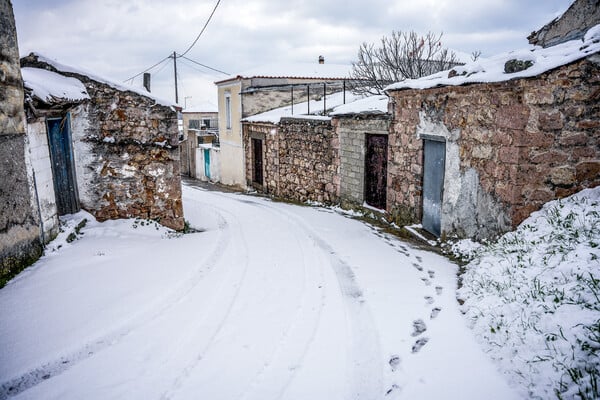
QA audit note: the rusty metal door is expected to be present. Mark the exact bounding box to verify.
[364,134,388,209]
[47,114,80,215]
[252,138,263,185]
[422,139,445,237]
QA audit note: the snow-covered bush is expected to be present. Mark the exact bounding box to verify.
[456,187,600,399]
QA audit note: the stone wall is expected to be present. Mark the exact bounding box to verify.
[336,116,390,206]
[0,0,43,285]
[528,0,600,48]
[22,56,185,231]
[387,56,600,239]
[243,118,340,204]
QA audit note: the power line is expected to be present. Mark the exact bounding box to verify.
[178,0,221,58]
[123,55,171,83]
[179,55,229,75]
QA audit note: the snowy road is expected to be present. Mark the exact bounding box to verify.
[0,184,520,399]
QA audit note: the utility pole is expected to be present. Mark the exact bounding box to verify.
[172,51,179,104]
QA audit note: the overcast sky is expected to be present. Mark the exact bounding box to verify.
[13,0,573,106]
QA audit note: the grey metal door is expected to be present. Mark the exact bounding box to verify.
[47,115,80,215]
[364,134,388,209]
[422,139,445,237]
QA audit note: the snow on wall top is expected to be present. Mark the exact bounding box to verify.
[243,91,362,124]
[28,53,178,108]
[216,62,351,84]
[330,95,389,116]
[22,67,89,104]
[386,24,600,92]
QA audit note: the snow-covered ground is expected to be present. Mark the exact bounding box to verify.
[0,184,519,400]
[455,187,600,400]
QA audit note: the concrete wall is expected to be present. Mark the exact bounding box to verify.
[195,146,221,182]
[0,0,43,284]
[217,80,246,188]
[243,118,340,204]
[26,120,59,243]
[335,116,390,206]
[387,56,600,240]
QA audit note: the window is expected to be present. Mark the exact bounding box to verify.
[225,93,232,129]
[203,119,211,128]
[189,119,200,130]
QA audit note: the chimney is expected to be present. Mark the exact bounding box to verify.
[318,55,324,64]
[143,72,151,92]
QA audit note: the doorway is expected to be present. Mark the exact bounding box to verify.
[46,115,80,215]
[422,139,446,237]
[252,138,263,185]
[364,134,388,209]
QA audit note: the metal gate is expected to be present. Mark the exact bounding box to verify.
[46,115,80,215]
[252,138,263,185]
[364,134,388,209]
[422,139,446,237]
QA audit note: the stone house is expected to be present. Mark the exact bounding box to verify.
[21,53,185,232]
[215,60,351,189]
[385,24,600,239]
[0,0,43,285]
[179,102,219,181]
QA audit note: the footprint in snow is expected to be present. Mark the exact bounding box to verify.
[386,384,401,396]
[430,307,441,319]
[389,355,401,371]
[435,286,443,295]
[424,296,434,305]
[421,278,431,286]
[412,337,429,353]
[415,256,423,263]
[427,270,435,279]
[411,319,427,336]
[412,263,423,271]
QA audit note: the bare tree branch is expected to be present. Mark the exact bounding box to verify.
[350,30,463,96]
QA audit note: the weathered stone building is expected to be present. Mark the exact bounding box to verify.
[243,117,340,204]
[385,30,600,239]
[21,53,185,231]
[0,0,43,285]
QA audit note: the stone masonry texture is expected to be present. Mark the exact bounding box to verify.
[243,118,340,204]
[387,56,600,239]
[22,55,185,231]
[0,0,43,284]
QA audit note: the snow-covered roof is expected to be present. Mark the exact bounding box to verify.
[330,95,389,116]
[183,101,218,113]
[26,53,178,108]
[386,24,600,92]
[22,67,89,104]
[243,91,362,124]
[216,62,351,84]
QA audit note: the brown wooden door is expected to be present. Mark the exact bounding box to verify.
[364,134,388,209]
[252,138,263,185]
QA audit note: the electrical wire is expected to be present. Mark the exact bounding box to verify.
[178,0,221,58]
[123,55,171,83]
[179,55,229,75]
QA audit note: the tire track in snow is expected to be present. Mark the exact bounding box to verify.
[159,200,252,400]
[0,203,230,400]
[232,198,383,399]
[234,199,327,400]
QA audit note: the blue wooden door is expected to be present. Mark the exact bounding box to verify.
[47,115,80,215]
[422,139,445,237]
[204,149,211,179]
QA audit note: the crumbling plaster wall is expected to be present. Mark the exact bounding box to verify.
[388,56,600,239]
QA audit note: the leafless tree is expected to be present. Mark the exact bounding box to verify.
[350,30,462,95]
[471,50,482,61]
